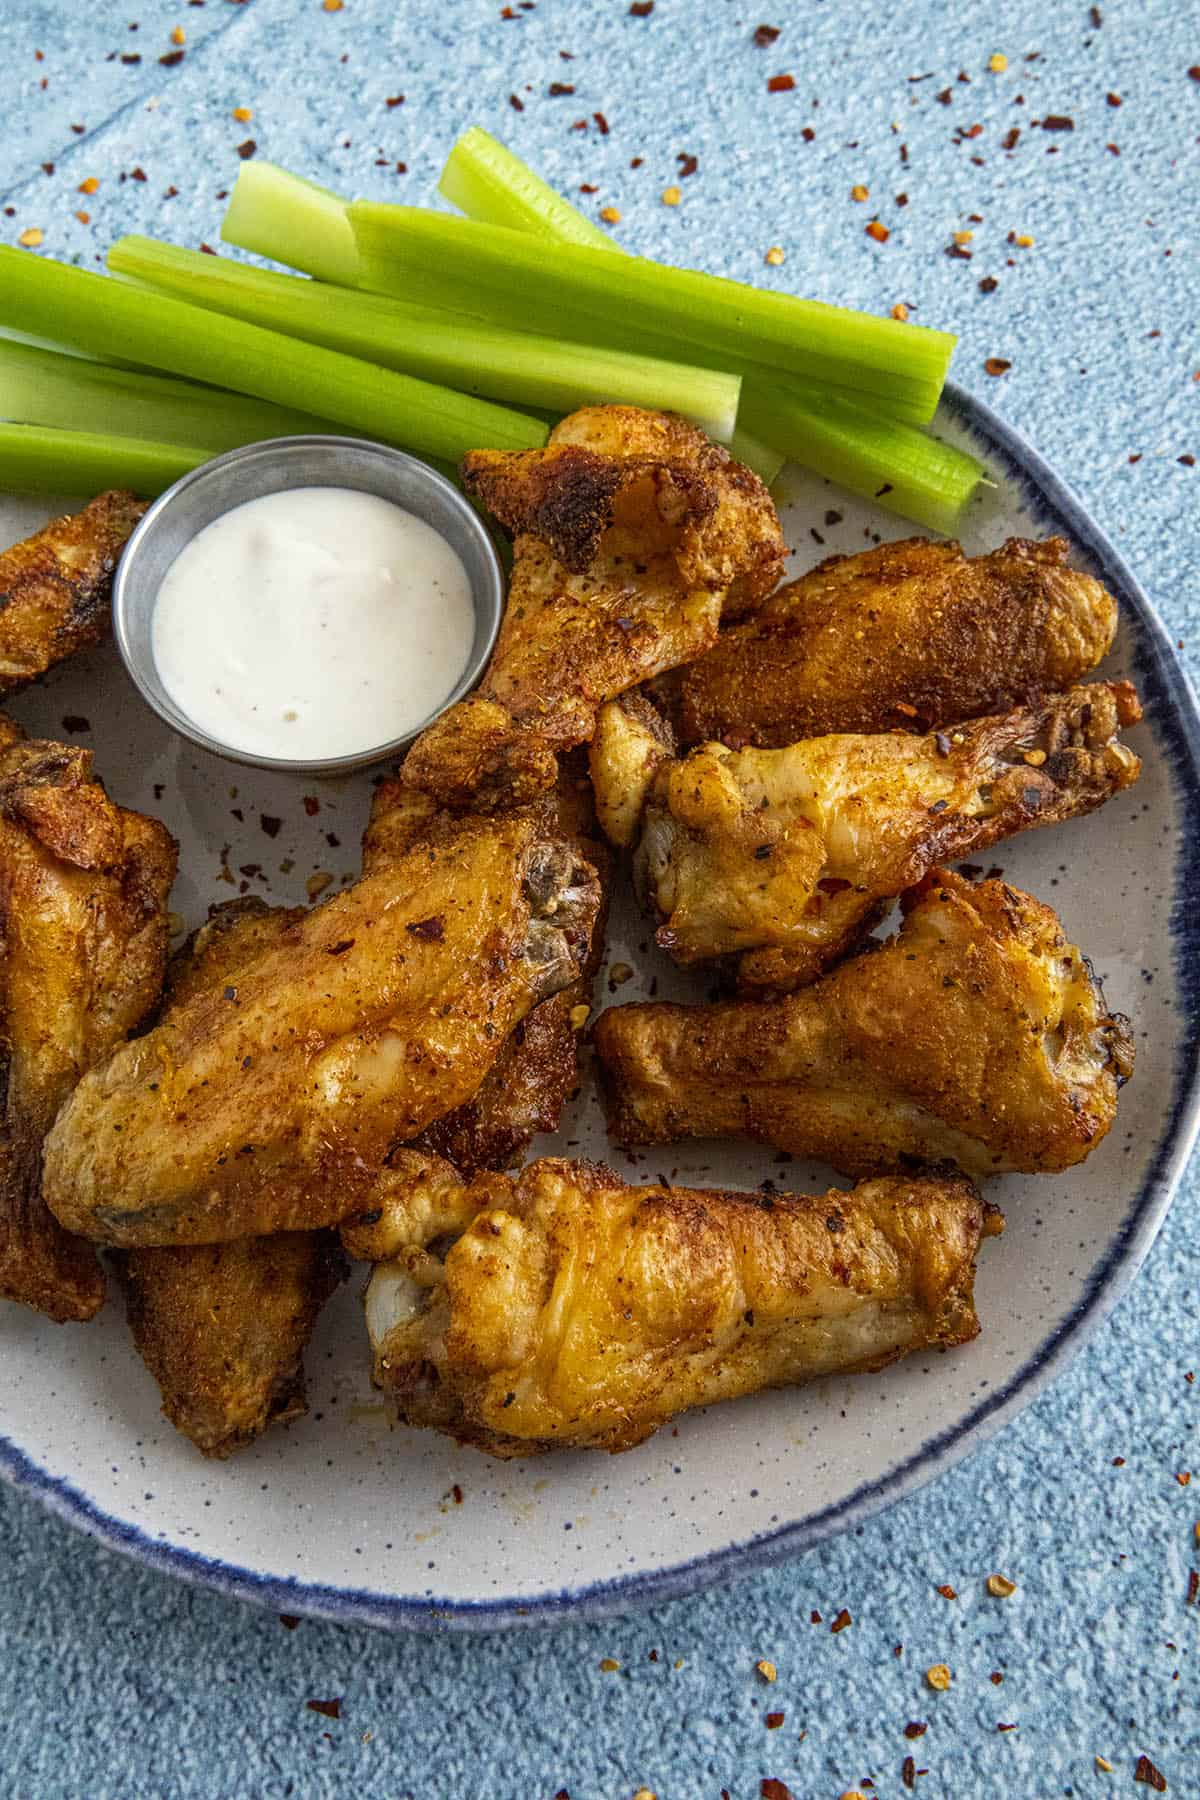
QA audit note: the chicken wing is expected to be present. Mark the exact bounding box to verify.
[43,800,601,1246]
[358,1156,1000,1457]
[618,681,1141,991]
[0,491,146,696]
[652,534,1120,748]
[115,898,345,1456]
[596,869,1133,1178]
[400,406,784,811]
[0,723,176,1320]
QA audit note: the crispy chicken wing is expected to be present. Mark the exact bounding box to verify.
[596,870,1133,1178]
[357,1156,1000,1457]
[0,722,176,1320]
[614,681,1141,991]
[400,406,784,810]
[0,492,146,696]
[652,534,1120,748]
[115,899,345,1456]
[43,800,601,1247]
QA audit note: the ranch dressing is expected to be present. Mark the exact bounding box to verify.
[151,486,475,762]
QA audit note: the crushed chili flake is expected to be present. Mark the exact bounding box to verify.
[40,163,55,175]
[78,176,100,194]
[1186,1569,1199,1606]
[579,182,597,193]
[236,139,256,159]
[1091,4,1103,22]
[985,357,1012,376]
[810,1609,822,1623]
[865,221,889,243]
[904,1721,928,1739]
[548,82,575,95]
[406,915,446,942]
[801,126,815,142]
[1134,1757,1167,1792]
[990,1672,1004,1684]
[121,53,142,64]
[593,112,610,133]
[17,228,44,248]
[279,1613,300,1629]
[1177,1471,1192,1485]
[936,1584,956,1599]
[74,210,90,225]
[386,94,405,107]
[767,73,795,93]
[1001,126,1021,150]
[831,1608,853,1632]
[232,105,253,121]
[307,1698,341,1718]
[130,167,148,182]
[159,48,185,65]
[760,1783,793,1800]
[509,94,525,110]
[677,152,698,176]
[765,1712,785,1729]
[935,87,953,104]
[945,244,972,260]
[754,24,781,46]
[322,0,344,11]
[1190,66,1200,80]
[1041,114,1075,130]
[1180,454,1195,467]
[629,0,654,13]
[901,1760,916,1791]
[997,1723,1018,1732]
[979,275,999,292]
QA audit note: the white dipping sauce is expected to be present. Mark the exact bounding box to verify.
[152,486,475,761]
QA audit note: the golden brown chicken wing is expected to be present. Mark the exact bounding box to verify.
[43,799,600,1247]
[358,1156,1000,1457]
[114,1232,344,1458]
[652,534,1120,748]
[596,869,1133,1178]
[614,680,1140,991]
[0,491,146,696]
[400,406,784,811]
[0,722,176,1320]
[115,898,344,1456]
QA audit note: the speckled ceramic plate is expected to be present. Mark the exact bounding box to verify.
[1,384,1197,1631]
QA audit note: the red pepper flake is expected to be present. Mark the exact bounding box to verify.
[548,82,575,95]
[159,49,185,66]
[1002,126,1021,149]
[1107,142,1121,154]
[677,152,698,177]
[120,53,143,64]
[935,1584,957,1600]
[1134,1756,1168,1792]
[1113,1454,1127,1463]
[904,1722,928,1739]
[406,915,446,942]
[1179,454,1195,467]
[990,1672,1004,1685]
[760,1783,793,1800]
[593,111,610,134]
[945,243,973,260]
[1177,1471,1192,1485]
[810,1609,822,1623]
[385,94,405,107]
[326,939,354,957]
[902,1759,916,1791]
[236,139,256,159]
[41,163,55,175]
[307,1698,341,1720]
[801,126,815,142]
[1189,66,1200,81]
[935,86,953,104]
[579,182,597,193]
[279,1614,300,1629]
[753,23,780,44]
[865,221,889,243]
[1186,1569,1199,1606]
[764,1711,785,1729]
[629,0,654,13]
[1041,115,1075,130]
[130,166,148,182]
[70,123,86,134]
[509,94,524,110]
[1106,91,1122,106]
[1090,4,1103,22]
[985,356,1012,375]
[831,1608,852,1632]
[979,275,999,292]
[767,73,796,93]
[259,814,282,838]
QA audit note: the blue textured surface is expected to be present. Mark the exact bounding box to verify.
[0,1,1197,1794]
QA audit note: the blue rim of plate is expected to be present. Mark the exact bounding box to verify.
[3,380,1199,1632]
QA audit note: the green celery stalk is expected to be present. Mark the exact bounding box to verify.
[221,162,359,285]
[0,423,207,497]
[726,424,785,487]
[743,375,983,535]
[439,127,617,250]
[0,337,340,449]
[106,237,742,440]
[350,204,954,418]
[0,249,545,465]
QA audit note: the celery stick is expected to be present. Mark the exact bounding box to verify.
[0,423,207,497]
[726,424,785,487]
[439,127,617,250]
[0,337,339,449]
[350,205,954,417]
[0,249,545,464]
[107,238,742,440]
[743,376,983,535]
[221,162,359,286]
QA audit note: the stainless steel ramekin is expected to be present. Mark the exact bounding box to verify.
[112,435,503,775]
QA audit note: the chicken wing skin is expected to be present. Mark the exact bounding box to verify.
[0,492,146,696]
[114,1232,344,1458]
[400,406,784,810]
[624,680,1140,990]
[43,802,601,1247]
[115,899,345,1456]
[359,1156,1000,1457]
[596,870,1133,1178]
[652,534,1120,748]
[0,724,176,1320]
